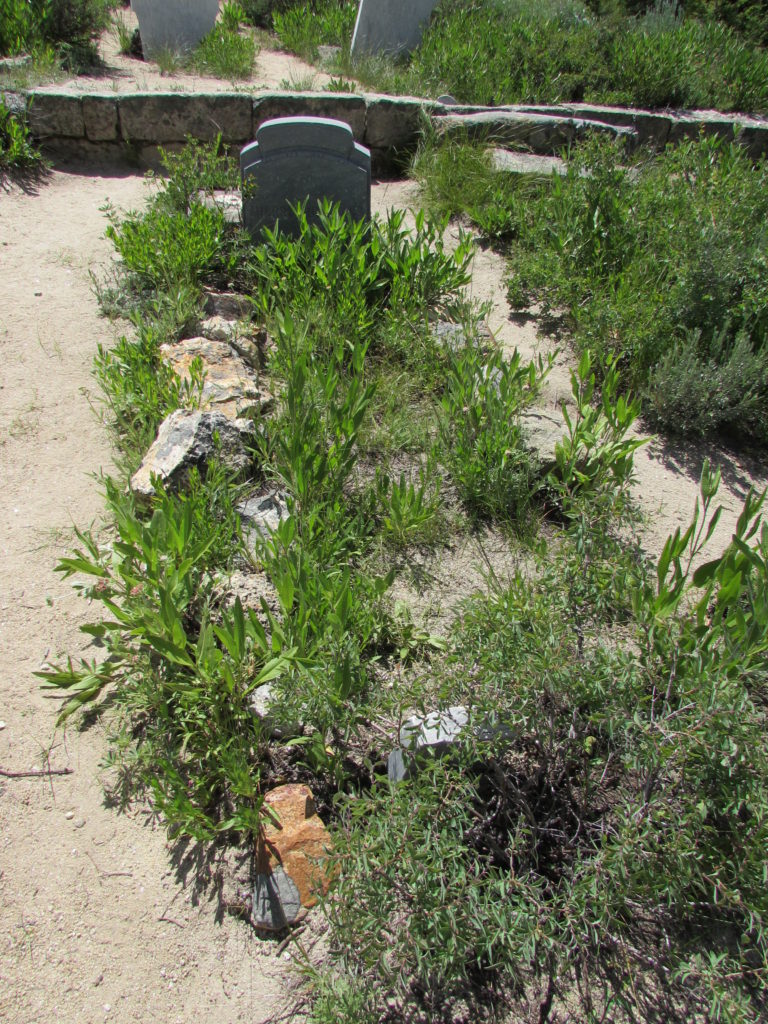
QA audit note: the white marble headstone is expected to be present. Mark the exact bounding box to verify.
[240,117,371,238]
[351,0,440,58]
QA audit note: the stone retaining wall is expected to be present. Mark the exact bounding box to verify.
[4,88,768,165]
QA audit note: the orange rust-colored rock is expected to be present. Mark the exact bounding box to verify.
[256,784,333,910]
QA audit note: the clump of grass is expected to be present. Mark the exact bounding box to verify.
[189,23,258,81]
[112,12,140,58]
[272,0,357,60]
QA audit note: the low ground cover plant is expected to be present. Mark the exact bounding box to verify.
[417,133,768,444]
[40,140,768,1021]
[275,0,768,114]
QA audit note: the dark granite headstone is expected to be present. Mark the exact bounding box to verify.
[240,116,371,238]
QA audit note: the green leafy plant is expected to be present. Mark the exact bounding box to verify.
[273,0,356,59]
[190,23,258,80]
[547,349,646,516]
[0,98,41,171]
[94,312,205,474]
[247,202,474,362]
[324,75,356,92]
[37,474,290,840]
[105,202,235,293]
[1,0,113,70]
[374,463,442,548]
[220,1,247,31]
[439,343,547,522]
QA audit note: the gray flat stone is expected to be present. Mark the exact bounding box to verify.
[490,149,566,177]
[388,705,516,782]
[82,96,118,142]
[197,189,243,224]
[252,866,302,931]
[317,45,342,66]
[130,409,253,500]
[351,0,439,57]
[400,706,470,749]
[433,111,636,154]
[237,490,290,538]
[520,408,567,472]
[516,103,672,148]
[431,320,493,352]
[119,93,252,144]
[241,116,371,238]
[27,92,83,138]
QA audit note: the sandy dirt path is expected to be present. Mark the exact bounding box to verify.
[0,168,293,1024]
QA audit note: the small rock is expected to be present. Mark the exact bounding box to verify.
[93,973,104,987]
[218,569,279,620]
[0,721,6,730]
[237,489,289,540]
[252,784,333,931]
[249,681,274,720]
[520,408,567,473]
[252,866,302,931]
[160,337,270,421]
[436,94,459,106]
[490,149,567,177]
[197,191,242,225]
[65,811,75,820]
[73,818,86,829]
[203,290,252,321]
[247,680,300,738]
[130,410,254,501]
[199,315,238,343]
[431,320,492,353]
